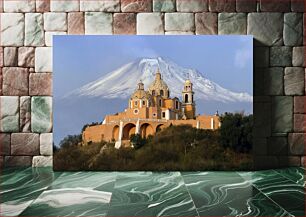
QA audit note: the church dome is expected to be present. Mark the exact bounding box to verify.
[185,79,191,85]
[148,70,169,98]
[131,80,151,99]
[131,89,151,99]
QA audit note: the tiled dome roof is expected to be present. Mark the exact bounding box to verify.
[131,80,151,99]
[148,70,169,97]
[131,89,151,99]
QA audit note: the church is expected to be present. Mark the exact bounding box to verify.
[82,70,221,148]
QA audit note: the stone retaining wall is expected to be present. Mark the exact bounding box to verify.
[0,0,305,169]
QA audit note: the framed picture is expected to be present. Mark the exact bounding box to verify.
[53,35,253,171]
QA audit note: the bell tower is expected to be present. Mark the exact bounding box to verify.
[182,79,195,119]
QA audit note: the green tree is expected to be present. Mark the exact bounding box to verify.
[59,134,82,148]
[54,124,253,171]
[219,113,253,152]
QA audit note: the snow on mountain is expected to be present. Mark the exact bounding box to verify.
[67,57,252,103]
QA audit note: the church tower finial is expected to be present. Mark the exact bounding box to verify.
[137,80,144,90]
[156,69,161,80]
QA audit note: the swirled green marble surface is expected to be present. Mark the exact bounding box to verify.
[0,167,304,216]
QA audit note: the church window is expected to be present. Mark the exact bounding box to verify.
[185,94,188,103]
[162,112,165,118]
[192,95,194,103]
[134,109,139,114]
[152,90,155,96]
[160,90,164,96]
[167,90,170,97]
[175,101,179,109]
[153,113,157,117]
[159,99,162,106]
[143,100,146,106]
[134,101,138,106]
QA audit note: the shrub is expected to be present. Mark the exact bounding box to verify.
[130,133,146,149]
[219,113,253,152]
[54,122,253,171]
[59,134,82,148]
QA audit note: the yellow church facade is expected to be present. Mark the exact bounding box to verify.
[82,70,221,148]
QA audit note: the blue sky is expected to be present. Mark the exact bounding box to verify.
[53,35,253,145]
[54,35,253,98]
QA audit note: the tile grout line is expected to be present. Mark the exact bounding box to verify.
[250,185,294,217]
[180,172,200,217]
[105,171,118,215]
[235,171,295,217]
[18,171,118,216]
[273,168,305,188]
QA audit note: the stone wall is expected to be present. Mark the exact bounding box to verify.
[0,0,305,169]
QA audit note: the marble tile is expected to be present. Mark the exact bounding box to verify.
[275,167,305,187]
[20,189,111,216]
[239,170,305,216]
[1,169,305,216]
[0,167,59,216]
[111,181,191,205]
[182,171,289,216]
[20,172,117,216]
[0,167,32,184]
[115,171,184,186]
[112,172,185,204]
[107,202,152,216]
[109,172,199,216]
[50,171,117,190]
[237,191,290,217]
[107,200,198,216]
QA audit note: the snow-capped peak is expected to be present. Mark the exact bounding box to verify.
[66,57,252,103]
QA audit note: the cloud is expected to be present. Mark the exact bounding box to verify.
[234,46,252,69]
[234,36,253,69]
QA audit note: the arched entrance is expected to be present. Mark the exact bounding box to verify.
[112,125,119,140]
[156,124,165,133]
[140,123,154,138]
[122,123,136,140]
